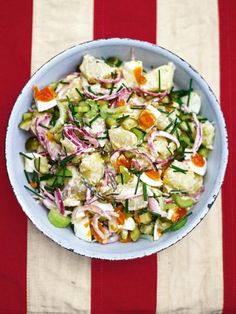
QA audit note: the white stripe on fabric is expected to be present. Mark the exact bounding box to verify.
[157,0,223,313]
[28,1,93,313]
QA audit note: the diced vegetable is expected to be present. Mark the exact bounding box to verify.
[25,137,40,152]
[130,226,141,241]
[48,209,71,228]
[172,194,194,208]
[139,212,152,224]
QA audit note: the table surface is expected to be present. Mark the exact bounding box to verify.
[0,1,235,313]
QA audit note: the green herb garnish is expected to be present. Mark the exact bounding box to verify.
[163,212,192,233]
[19,152,33,160]
[127,91,134,103]
[142,182,148,201]
[170,165,188,174]
[24,185,45,199]
[186,79,193,107]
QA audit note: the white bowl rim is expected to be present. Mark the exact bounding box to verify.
[5,38,228,260]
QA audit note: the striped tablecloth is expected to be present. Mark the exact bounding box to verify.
[1,1,235,313]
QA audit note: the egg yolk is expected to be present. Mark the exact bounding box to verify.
[172,207,187,223]
[116,154,132,168]
[138,110,156,129]
[191,153,205,167]
[133,67,147,85]
[145,170,160,180]
[117,99,125,107]
[34,85,57,102]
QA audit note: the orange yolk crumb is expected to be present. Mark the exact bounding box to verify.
[133,67,147,85]
[138,110,156,129]
[145,170,160,180]
[116,154,132,169]
[34,85,57,102]
[172,207,187,223]
[191,153,205,167]
[117,99,125,107]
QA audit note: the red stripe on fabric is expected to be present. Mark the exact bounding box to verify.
[219,1,236,313]
[92,1,157,313]
[0,1,33,313]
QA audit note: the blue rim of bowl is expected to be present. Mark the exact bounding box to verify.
[5,38,228,260]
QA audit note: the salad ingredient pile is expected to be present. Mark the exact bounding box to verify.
[19,53,215,244]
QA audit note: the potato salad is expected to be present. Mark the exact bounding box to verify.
[19,53,215,244]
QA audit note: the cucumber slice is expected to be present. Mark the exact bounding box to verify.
[172,194,194,208]
[23,112,33,120]
[50,101,68,133]
[130,226,141,241]
[34,156,49,174]
[25,137,40,152]
[140,223,153,235]
[119,166,131,184]
[105,57,122,67]
[139,212,152,224]
[105,117,117,128]
[131,128,145,144]
[19,119,32,131]
[48,208,71,228]
[198,146,209,159]
[121,118,138,130]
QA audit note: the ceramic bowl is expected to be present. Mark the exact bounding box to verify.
[6,38,228,260]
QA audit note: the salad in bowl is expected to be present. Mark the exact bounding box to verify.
[18,52,215,245]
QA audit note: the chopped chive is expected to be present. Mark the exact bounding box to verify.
[125,199,129,212]
[60,154,76,166]
[89,114,100,126]
[127,91,134,103]
[109,83,115,95]
[142,182,148,201]
[39,123,50,130]
[66,95,73,105]
[134,172,141,194]
[122,82,128,89]
[158,69,161,91]
[163,212,192,233]
[88,86,97,95]
[120,173,124,185]
[24,185,45,199]
[159,104,175,109]
[63,146,68,156]
[170,119,180,134]
[131,106,143,110]
[75,88,84,99]
[38,157,41,173]
[170,165,188,174]
[164,120,174,131]
[116,114,130,121]
[116,85,123,93]
[167,109,175,117]
[59,80,70,85]
[19,152,33,160]
[186,79,193,107]
[97,136,108,140]
[40,173,54,181]
[167,145,173,155]
[24,170,31,183]
[157,109,168,114]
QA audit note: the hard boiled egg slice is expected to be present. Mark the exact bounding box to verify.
[122,60,144,87]
[140,170,163,187]
[122,217,136,231]
[184,150,207,176]
[153,219,162,240]
[36,99,57,112]
[74,216,92,242]
[146,104,162,120]
[34,85,57,112]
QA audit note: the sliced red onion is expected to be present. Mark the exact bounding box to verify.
[105,233,119,244]
[85,195,98,205]
[91,214,106,240]
[134,87,168,98]
[67,109,74,123]
[148,130,180,157]
[35,114,61,160]
[54,188,65,215]
[133,159,143,171]
[42,198,56,210]
[192,113,203,152]
[41,186,55,202]
[86,188,92,203]
[164,198,174,204]
[148,197,167,217]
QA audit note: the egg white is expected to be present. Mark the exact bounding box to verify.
[36,98,57,112]
[140,172,163,187]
